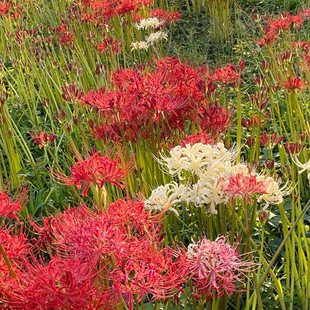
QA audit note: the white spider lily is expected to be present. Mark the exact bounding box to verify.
[144,182,190,216]
[292,156,310,181]
[257,177,291,208]
[135,17,164,30]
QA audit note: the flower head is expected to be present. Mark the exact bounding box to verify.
[221,173,268,204]
[0,189,26,220]
[187,237,255,301]
[291,155,310,181]
[134,17,164,30]
[57,152,131,196]
[144,182,189,215]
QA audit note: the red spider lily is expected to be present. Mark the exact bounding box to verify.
[248,90,269,111]
[0,228,30,274]
[150,9,181,23]
[0,2,10,15]
[299,8,310,19]
[208,64,240,86]
[180,131,215,146]
[285,142,306,155]
[221,173,268,204]
[242,116,259,128]
[57,152,132,196]
[59,32,74,44]
[62,82,84,103]
[187,237,255,301]
[1,255,109,309]
[195,103,231,136]
[81,0,151,20]
[96,38,122,54]
[30,131,55,149]
[260,131,283,149]
[292,41,310,51]
[0,188,26,220]
[256,30,278,47]
[283,76,306,91]
[110,247,188,310]
[82,57,206,143]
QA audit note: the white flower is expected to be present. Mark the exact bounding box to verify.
[190,179,228,214]
[130,41,149,51]
[135,17,164,30]
[145,31,168,44]
[257,177,291,208]
[292,155,310,181]
[144,182,189,215]
[157,142,235,179]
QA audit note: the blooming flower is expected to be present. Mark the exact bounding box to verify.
[291,156,310,181]
[187,237,255,301]
[130,41,149,51]
[145,31,168,44]
[0,190,26,220]
[257,176,291,208]
[283,76,306,91]
[57,152,131,196]
[157,142,234,179]
[30,131,55,149]
[221,173,268,204]
[144,182,189,215]
[134,17,164,30]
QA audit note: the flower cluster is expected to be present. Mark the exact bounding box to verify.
[257,12,306,47]
[82,57,213,144]
[146,141,290,215]
[1,200,188,309]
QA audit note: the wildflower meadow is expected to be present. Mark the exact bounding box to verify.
[0,0,310,309]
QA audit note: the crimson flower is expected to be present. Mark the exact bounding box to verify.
[285,142,306,155]
[283,76,306,91]
[0,228,29,274]
[30,131,55,149]
[260,131,283,148]
[0,3,10,15]
[187,237,255,301]
[0,190,26,219]
[180,131,215,147]
[208,64,240,86]
[196,103,231,136]
[221,173,268,204]
[58,152,131,196]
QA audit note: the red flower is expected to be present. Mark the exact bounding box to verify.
[0,228,29,274]
[1,255,105,309]
[221,173,268,204]
[150,9,181,23]
[62,83,84,103]
[110,247,188,310]
[0,3,10,15]
[285,142,306,155]
[209,64,240,86]
[59,32,74,44]
[96,38,121,54]
[58,152,131,196]
[0,190,26,219]
[187,237,255,301]
[30,131,55,149]
[181,131,215,146]
[260,131,283,148]
[196,103,231,136]
[283,76,305,91]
